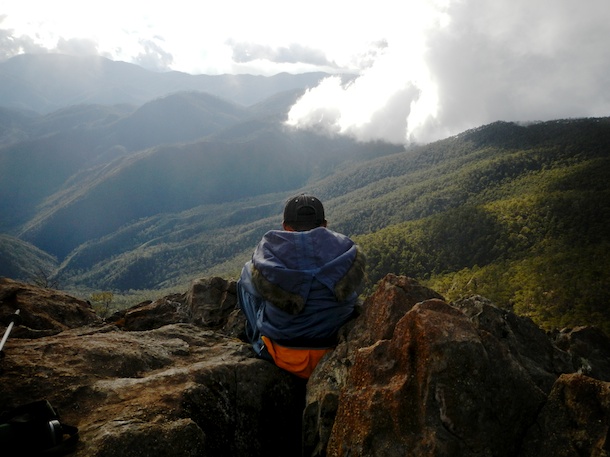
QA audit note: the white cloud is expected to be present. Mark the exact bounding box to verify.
[228,40,336,68]
[132,38,174,72]
[424,0,610,131]
[55,37,99,57]
[1,0,609,144]
[288,0,610,145]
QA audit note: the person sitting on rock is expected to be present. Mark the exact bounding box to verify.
[237,193,366,379]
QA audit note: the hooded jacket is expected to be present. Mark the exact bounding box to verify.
[239,227,365,348]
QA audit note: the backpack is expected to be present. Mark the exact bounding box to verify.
[0,400,79,456]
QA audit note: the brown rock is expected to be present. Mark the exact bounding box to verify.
[356,274,445,346]
[186,277,237,328]
[304,276,607,457]
[326,298,546,457]
[107,277,240,333]
[304,274,444,457]
[0,278,305,457]
[0,277,101,337]
[519,373,610,456]
[119,293,189,331]
[0,322,306,457]
[455,295,574,393]
[553,326,610,382]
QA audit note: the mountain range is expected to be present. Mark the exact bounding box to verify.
[1,54,609,334]
[0,53,339,113]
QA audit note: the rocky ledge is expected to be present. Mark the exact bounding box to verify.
[1,274,609,456]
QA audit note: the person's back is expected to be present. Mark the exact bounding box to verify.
[237,194,365,378]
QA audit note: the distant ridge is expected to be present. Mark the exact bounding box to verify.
[0,53,336,112]
[0,88,402,260]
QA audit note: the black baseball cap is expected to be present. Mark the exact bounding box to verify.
[283,194,325,225]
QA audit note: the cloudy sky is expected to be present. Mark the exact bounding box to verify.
[1,0,609,144]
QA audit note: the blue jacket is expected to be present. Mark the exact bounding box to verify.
[238,227,366,348]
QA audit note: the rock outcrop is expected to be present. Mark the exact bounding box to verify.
[1,274,610,456]
[0,277,305,456]
[0,277,100,337]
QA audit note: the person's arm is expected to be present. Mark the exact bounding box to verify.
[237,262,261,297]
[237,262,266,346]
[334,246,366,301]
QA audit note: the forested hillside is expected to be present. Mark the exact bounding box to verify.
[350,119,610,333]
[41,116,607,335]
[0,86,402,290]
[1,75,608,334]
[0,234,58,286]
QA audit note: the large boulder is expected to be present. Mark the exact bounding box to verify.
[454,295,576,393]
[304,274,610,457]
[0,277,101,337]
[327,299,546,456]
[519,373,610,457]
[107,277,240,333]
[553,325,610,382]
[303,274,445,456]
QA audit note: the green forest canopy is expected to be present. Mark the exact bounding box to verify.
[355,128,610,334]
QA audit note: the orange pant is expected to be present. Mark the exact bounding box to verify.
[262,336,332,379]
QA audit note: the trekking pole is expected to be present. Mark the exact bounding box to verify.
[0,309,20,355]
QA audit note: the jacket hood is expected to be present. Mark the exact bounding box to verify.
[251,227,365,314]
